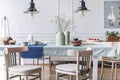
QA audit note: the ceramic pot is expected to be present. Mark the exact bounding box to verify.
[64,31,70,45]
[56,32,65,45]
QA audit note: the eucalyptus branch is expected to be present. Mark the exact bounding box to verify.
[51,15,72,33]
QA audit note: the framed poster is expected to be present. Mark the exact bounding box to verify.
[104,1,120,28]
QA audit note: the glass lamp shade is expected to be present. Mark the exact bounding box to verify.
[24,9,39,17]
[77,7,89,15]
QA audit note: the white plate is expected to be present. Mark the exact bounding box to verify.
[86,40,102,42]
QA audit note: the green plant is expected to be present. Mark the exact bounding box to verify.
[51,15,71,33]
[106,31,119,37]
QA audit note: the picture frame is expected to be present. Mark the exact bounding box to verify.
[104,0,120,28]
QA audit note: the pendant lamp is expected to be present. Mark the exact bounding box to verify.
[24,0,39,17]
[75,0,89,15]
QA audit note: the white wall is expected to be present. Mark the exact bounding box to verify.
[0,0,119,42]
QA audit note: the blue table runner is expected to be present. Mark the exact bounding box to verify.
[21,44,47,58]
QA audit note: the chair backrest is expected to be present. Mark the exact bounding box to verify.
[4,46,28,68]
[67,49,92,79]
[77,50,92,74]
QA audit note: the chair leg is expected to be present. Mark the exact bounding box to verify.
[76,73,80,80]
[88,73,92,80]
[5,70,9,80]
[26,76,28,80]
[111,62,114,80]
[42,57,44,70]
[37,59,39,65]
[33,59,35,65]
[70,75,73,80]
[39,72,41,80]
[115,63,117,80]
[49,56,51,72]
[56,72,59,80]
[86,73,90,80]
[19,76,21,80]
[100,61,104,80]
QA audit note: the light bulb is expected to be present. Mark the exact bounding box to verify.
[79,10,85,15]
[30,11,35,19]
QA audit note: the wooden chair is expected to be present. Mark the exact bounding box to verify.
[55,49,93,80]
[4,46,42,80]
[100,42,120,80]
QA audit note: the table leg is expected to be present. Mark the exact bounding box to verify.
[93,56,98,80]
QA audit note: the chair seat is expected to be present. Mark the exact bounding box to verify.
[102,57,120,62]
[56,64,90,73]
[9,65,41,74]
[56,64,77,72]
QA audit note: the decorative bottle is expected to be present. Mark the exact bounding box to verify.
[27,33,33,45]
[64,31,70,45]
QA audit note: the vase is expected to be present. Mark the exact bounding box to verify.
[56,32,65,45]
[64,31,70,45]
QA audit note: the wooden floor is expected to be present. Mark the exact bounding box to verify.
[41,64,120,80]
[1,64,120,80]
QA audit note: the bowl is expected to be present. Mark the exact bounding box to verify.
[71,40,82,46]
[22,42,28,46]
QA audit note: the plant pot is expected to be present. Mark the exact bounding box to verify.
[106,36,119,42]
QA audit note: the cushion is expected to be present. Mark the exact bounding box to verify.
[56,64,77,72]
[9,65,41,73]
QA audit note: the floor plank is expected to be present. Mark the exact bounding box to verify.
[42,64,120,80]
[1,64,120,80]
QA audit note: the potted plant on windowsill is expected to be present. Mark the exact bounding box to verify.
[106,31,120,42]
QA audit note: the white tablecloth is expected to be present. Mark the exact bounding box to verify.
[44,44,117,57]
